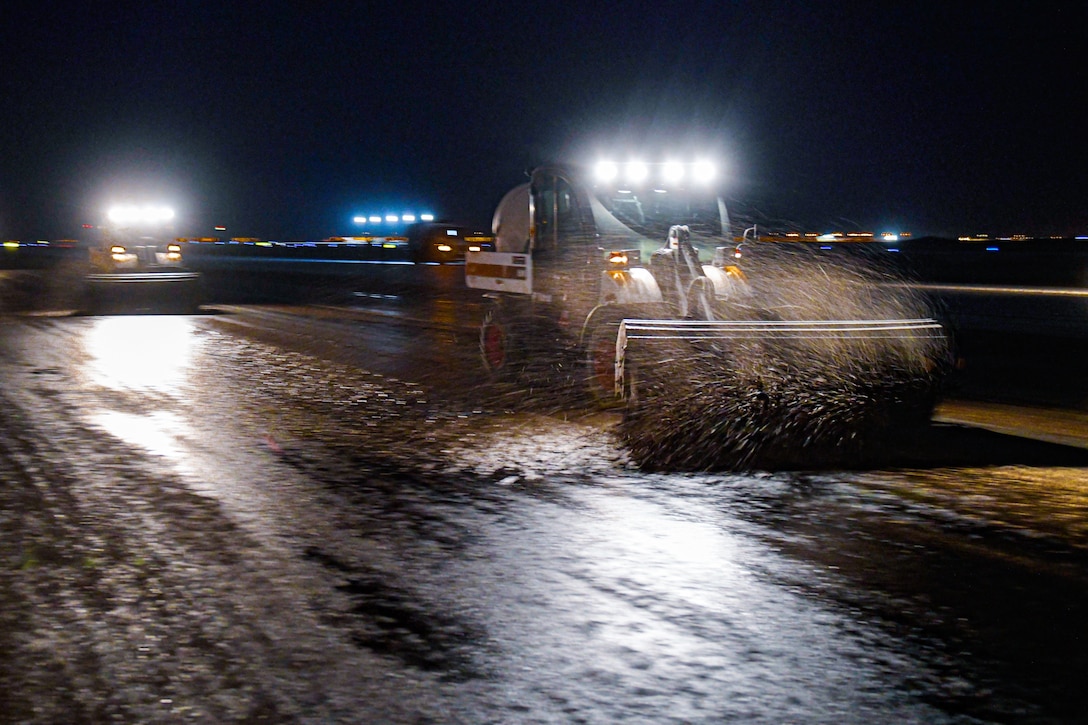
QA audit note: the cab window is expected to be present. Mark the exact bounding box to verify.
[533,175,582,256]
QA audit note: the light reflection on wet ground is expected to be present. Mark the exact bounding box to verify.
[189,320,1021,720]
[83,316,197,391]
[89,410,189,467]
[879,466,1088,545]
[446,482,953,722]
[2,311,1086,721]
[79,316,203,479]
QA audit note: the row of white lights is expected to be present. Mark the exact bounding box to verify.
[594,160,717,185]
[353,213,435,224]
[107,204,176,225]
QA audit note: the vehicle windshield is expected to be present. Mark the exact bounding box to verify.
[590,185,726,242]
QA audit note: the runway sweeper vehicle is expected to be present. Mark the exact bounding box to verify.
[466,162,949,469]
[83,203,202,313]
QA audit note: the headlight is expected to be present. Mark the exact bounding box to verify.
[594,160,619,183]
[436,244,453,253]
[663,161,685,183]
[107,204,175,226]
[110,245,127,262]
[692,160,716,184]
[166,243,182,261]
[624,161,649,183]
[607,248,638,269]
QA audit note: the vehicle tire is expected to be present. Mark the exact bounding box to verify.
[480,305,519,381]
[585,321,635,406]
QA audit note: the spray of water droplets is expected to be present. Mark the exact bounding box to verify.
[618,244,951,471]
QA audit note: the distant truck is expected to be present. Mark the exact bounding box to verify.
[83,204,201,313]
[405,222,496,264]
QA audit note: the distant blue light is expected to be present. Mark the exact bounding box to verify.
[356,210,435,224]
[986,246,999,252]
[887,248,900,253]
[819,245,833,250]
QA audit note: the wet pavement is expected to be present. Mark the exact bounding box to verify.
[1,307,1087,723]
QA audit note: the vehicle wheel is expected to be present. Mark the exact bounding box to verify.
[480,306,519,381]
[585,322,628,406]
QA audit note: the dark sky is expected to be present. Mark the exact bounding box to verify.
[2,1,1084,240]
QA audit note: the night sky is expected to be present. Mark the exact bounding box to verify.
[2,1,1084,240]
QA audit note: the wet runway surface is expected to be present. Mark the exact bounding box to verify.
[2,306,1087,723]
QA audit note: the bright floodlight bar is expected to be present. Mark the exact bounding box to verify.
[107,203,175,226]
[593,159,717,186]
[355,212,435,224]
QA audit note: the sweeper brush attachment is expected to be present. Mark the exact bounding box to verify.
[617,317,948,468]
[609,237,954,471]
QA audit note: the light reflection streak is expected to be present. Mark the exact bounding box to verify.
[581,493,744,610]
[84,316,196,391]
[90,410,189,472]
[902,282,1088,298]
